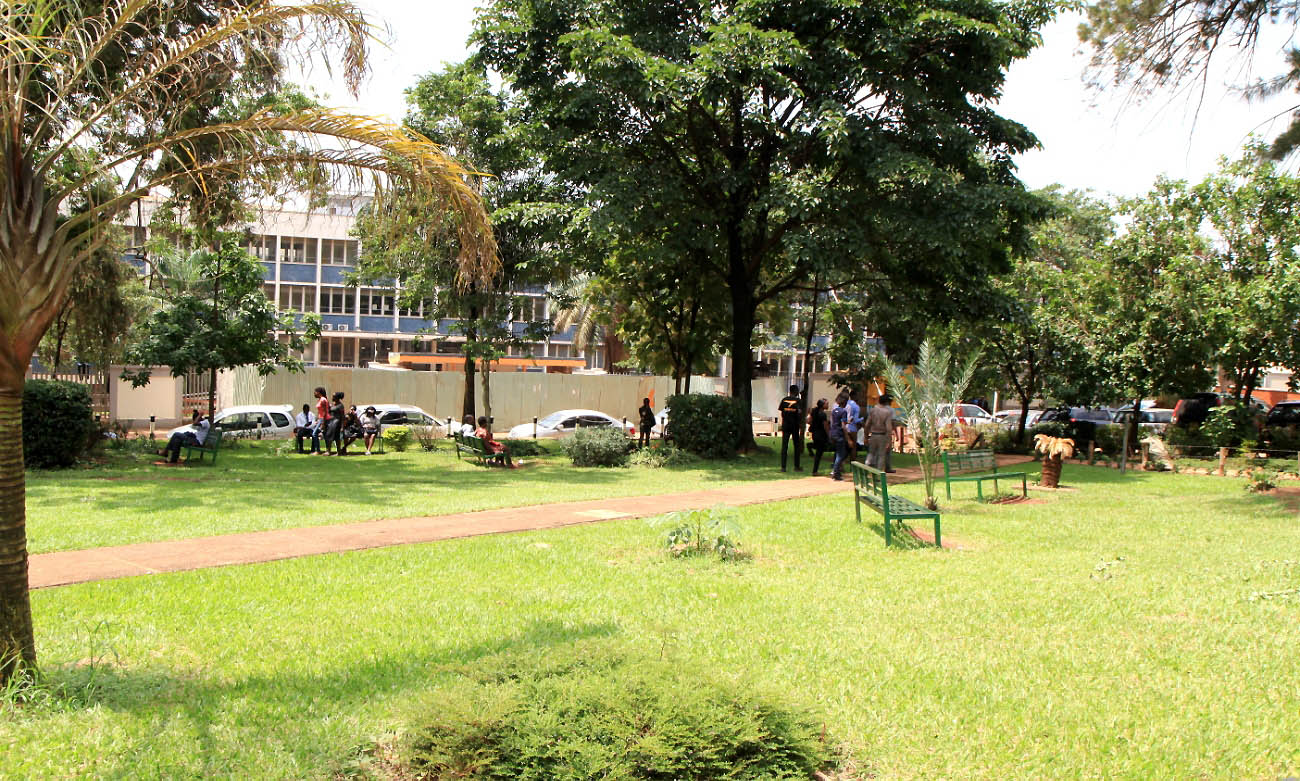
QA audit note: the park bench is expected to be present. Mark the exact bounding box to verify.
[454,432,506,467]
[850,461,941,547]
[182,429,224,465]
[941,449,1026,501]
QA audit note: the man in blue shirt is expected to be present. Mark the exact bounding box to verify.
[846,388,863,465]
[829,390,850,481]
[162,411,210,464]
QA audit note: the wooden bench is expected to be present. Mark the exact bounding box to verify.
[182,429,223,465]
[850,461,941,547]
[454,432,506,467]
[941,449,1026,501]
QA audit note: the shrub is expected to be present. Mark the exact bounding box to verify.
[664,393,749,459]
[628,444,699,468]
[411,425,439,452]
[501,438,547,457]
[382,425,411,452]
[1246,468,1278,493]
[23,380,96,468]
[397,647,836,780]
[1201,405,1257,448]
[1093,424,1125,458]
[1027,420,1070,441]
[563,426,632,466]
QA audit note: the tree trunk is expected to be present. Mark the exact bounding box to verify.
[727,278,757,451]
[480,356,492,435]
[0,374,35,685]
[462,312,478,420]
[207,366,217,421]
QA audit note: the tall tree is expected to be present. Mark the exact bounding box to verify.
[0,0,496,685]
[354,61,578,422]
[1192,148,1300,402]
[475,0,1054,446]
[1080,0,1300,157]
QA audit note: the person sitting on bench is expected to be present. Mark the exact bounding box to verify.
[474,415,514,467]
[360,406,381,455]
[163,410,210,464]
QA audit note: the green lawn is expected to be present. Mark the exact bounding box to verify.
[4,464,1298,778]
[25,437,866,553]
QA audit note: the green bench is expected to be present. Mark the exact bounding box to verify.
[181,429,224,465]
[454,432,506,467]
[850,461,941,547]
[941,449,1026,501]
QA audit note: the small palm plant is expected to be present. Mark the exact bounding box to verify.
[1034,434,1076,488]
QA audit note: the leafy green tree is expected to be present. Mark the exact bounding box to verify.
[123,241,321,417]
[475,0,1054,444]
[1192,149,1300,402]
[0,0,496,685]
[1080,0,1300,157]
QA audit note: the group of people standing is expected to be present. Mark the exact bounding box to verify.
[779,385,897,482]
[294,387,382,456]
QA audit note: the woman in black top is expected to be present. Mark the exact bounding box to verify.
[325,391,346,455]
[808,398,831,476]
[637,398,655,448]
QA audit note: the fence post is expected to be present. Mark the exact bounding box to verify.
[533,416,538,439]
[149,415,156,441]
[1087,440,1095,466]
[446,417,452,437]
[1218,447,1228,477]
[1140,442,1149,468]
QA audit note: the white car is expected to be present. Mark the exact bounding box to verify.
[994,409,1045,429]
[165,404,295,439]
[935,403,995,428]
[1113,407,1174,432]
[507,409,635,439]
[363,404,446,432]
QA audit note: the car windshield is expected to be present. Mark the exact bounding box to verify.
[538,411,571,428]
[958,405,986,417]
[1074,409,1112,422]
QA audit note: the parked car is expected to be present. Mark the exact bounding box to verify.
[165,404,295,439]
[1265,401,1300,427]
[364,404,445,432]
[1172,392,1271,427]
[994,408,1044,429]
[935,403,995,428]
[1113,407,1174,432]
[506,409,635,439]
[1037,406,1115,443]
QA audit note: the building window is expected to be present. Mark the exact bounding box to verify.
[512,295,543,322]
[320,336,356,365]
[277,284,316,313]
[398,297,434,318]
[320,287,355,315]
[320,238,358,266]
[359,288,394,316]
[248,234,275,263]
[278,235,316,264]
[548,343,571,358]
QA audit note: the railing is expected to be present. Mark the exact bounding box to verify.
[181,369,211,414]
[27,367,109,415]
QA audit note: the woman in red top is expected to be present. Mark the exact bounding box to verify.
[312,387,329,455]
[474,415,514,467]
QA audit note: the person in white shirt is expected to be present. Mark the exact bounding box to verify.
[294,403,317,454]
[162,410,210,464]
[459,414,475,436]
[360,406,381,455]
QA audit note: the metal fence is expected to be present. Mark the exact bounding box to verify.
[27,367,109,415]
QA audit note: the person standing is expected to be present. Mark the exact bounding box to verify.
[846,388,863,465]
[324,391,345,455]
[637,398,655,449]
[807,398,831,476]
[865,393,896,472]
[312,386,330,456]
[778,384,803,472]
[829,391,851,481]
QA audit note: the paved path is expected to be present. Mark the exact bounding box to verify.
[29,455,1035,589]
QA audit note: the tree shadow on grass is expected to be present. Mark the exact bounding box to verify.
[857,518,935,551]
[33,618,621,777]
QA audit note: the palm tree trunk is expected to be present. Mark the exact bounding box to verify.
[1041,455,1062,488]
[0,373,35,685]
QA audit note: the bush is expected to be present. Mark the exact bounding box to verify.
[563,426,632,466]
[23,380,96,468]
[628,444,700,468]
[1201,405,1258,448]
[1093,424,1125,458]
[665,393,749,459]
[397,646,836,780]
[1246,468,1279,493]
[382,425,411,452]
[1027,420,1070,441]
[501,438,547,457]
[411,425,439,452]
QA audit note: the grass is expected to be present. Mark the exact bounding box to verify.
[4,464,1298,778]
[25,437,883,554]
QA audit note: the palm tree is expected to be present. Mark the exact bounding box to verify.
[550,274,625,372]
[0,0,498,685]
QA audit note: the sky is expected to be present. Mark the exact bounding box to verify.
[301,3,1300,200]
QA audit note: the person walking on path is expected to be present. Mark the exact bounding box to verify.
[807,398,831,476]
[829,391,850,481]
[637,398,655,449]
[846,388,863,465]
[312,386,330,456]
[865,393,896,473]
[778,384,804,472]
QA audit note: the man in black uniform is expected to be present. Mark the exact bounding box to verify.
[778,384,804,472]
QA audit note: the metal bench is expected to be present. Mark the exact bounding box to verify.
[850,461,941,547]
[454,432,506,467]
[941,449,1026,501]
[181,429,223,465]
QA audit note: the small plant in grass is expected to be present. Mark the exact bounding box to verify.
[501,438,547,457]
[562,426,632,466]
[382,425,412,452]
[1034,434,1075,488]
[654,507,744,560]
[1245,468,1278,493]
[628,444,699,468]
[410,425,439,452]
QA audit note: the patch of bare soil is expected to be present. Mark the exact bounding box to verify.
[987,495,1047,505]
[1269,485,1300,513]
[1028,484,1078,492]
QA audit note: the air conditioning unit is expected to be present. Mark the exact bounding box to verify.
[337,324,349,332]
[322,324,333,331]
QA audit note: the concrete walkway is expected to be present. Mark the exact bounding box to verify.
[29,455,1035,589]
